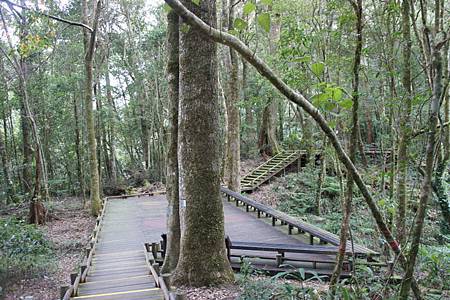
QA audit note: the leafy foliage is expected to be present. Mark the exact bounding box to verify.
[0,218,53,283]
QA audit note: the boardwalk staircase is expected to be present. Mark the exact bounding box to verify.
[241,150,306,192]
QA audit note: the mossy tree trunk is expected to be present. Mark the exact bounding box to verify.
[171,0,234,287]
[82,0,102,216]
[395,0,413,246]
[161,10,181,276]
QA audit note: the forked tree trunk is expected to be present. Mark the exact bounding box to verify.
[161,10,181,276]
[82,0,102,216]
[171,0,234,286]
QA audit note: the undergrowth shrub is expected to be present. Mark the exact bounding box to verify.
[0,217,53,285]
[417,245,449,291]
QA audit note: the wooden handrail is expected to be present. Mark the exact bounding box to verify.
[220,187,378,256]
[60,198,107,300]
[107,190,166,200]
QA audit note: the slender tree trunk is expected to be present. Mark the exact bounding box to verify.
[399,12,443,298]
[105,59,117,184]
[19,85,33,195]
[161,10,180,276]
[171,0,234,286]
[330,0,362,286]
[224,0,241,192]
[315,139,326,215]
[396,0,413,245]
[82,0,102,216]
[73,95,86,204]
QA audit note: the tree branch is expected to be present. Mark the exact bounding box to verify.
[0,0,93,32]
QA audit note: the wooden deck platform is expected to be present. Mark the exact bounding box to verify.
[69,196,166,300]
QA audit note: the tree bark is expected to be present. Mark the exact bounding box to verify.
[82,0,102,216]
[171,0,234,287]
[161,10,181,276]
[73,94,86,204]
[258,9,280,157]
[224,0,241,192]
[396,0,413,245]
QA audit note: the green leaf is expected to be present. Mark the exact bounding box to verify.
[257,12,271,33]
[311,62,325,77]
[234,18,248,31]
[331,88,343,101]
[243,2,256,15]
[339,98,353,109]
[192,0,200,5]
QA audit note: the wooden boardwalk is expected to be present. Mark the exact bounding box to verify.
[72,196,166,300]
[66,191,379,298]
[105,194,349,274]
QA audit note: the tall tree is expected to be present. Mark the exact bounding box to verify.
[399,0,447,297]
[171,0,234,286]
[82,0,102,216]
[224,0,241,192]
[161,10,181,276]
[330,0,363,286]
[396,0,413,245]
[258,8,280,157]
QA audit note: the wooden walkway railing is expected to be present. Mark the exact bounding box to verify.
[221,187,379,258]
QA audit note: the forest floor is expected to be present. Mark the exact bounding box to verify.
[0,197,94,300]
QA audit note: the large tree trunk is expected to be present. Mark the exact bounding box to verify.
[82,0,102,216]
[395,0,413,245]
[171,0,234,287]
[258,9,280,157]
[161,10,181,276]
[224,0,241,192]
